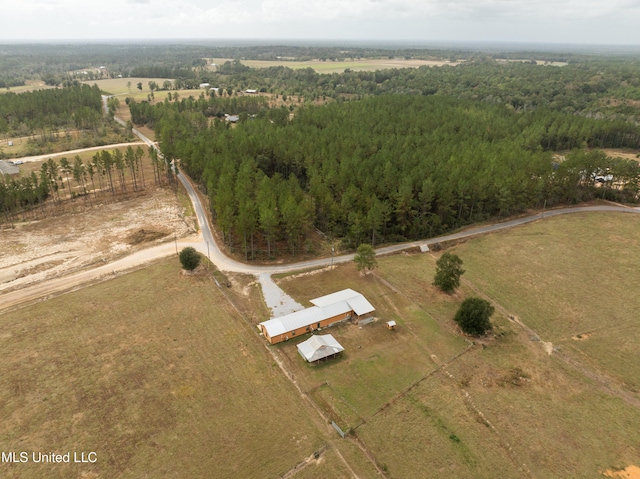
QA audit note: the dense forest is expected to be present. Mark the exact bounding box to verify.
[0,43,477,89]
[0,84,103,135]
[2,43,640,257]
[145,95,639,258]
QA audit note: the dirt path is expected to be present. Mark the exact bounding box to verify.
[13,142,148,163]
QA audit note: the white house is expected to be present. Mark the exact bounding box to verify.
[259,288,375,344]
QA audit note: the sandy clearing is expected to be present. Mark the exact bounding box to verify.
[604,466,640,478]
[0,188,196,296]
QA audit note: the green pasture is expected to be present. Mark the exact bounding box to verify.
[274,211,640,477]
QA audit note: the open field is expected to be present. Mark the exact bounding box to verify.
[0,260,341,479]
[456,212,640,390]
[207,57,462,74]
[3,207,640,477]
[84,78,176,97]
[602,148,640,163]
[271,211,640,477]
[0,80,53,95]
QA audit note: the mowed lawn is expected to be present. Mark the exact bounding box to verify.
[274,211,640,477]
[0,259,332,479]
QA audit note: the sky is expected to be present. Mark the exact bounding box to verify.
[1,0,640,46]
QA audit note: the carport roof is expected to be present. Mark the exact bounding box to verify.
[297,334,344,362]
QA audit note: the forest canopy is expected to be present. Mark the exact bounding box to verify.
[157,95,640,257]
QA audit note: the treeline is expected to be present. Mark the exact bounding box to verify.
[0,145,175,226]
[153,95,639,257]
[0,84,103,136]
[208,59,640,123]
[129,95,269,127]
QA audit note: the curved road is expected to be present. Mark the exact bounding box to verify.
[3,109,640,311]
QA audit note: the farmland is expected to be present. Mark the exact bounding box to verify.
[2,211,640,478]
[272,211,640,478]
[206,57,462,74]
[0,261,340,479]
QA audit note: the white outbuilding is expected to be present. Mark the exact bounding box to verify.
[297,334,344,363]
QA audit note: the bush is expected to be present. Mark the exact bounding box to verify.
[453,297,494,336]
[179,246,201,271]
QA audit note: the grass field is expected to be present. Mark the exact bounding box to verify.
[3,211,640,478]
[206,58,461,74]
[273,211,640,478]
[0,260,336,479]
[456,212,640,391]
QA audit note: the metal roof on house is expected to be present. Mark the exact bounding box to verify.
[0,160,20,175]
[260,306,325,337]
[259,289,375,339]
[297,334,344,362]
[311,288,375,317]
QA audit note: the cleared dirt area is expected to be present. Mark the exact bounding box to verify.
[602,148,640,163]
[0,188,196,295]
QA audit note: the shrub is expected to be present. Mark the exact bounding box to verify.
[179,246,201,271]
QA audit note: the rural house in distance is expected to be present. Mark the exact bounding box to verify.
[259,289,375,344]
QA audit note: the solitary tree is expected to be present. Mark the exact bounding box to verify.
[454,297,494,336]
[354,243,377,273]
[179,246,201,271]
[433,252,465,293]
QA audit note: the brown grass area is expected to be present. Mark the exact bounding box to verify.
[0,259,331,479]
[206,57,461,74]
[273,212,640,477]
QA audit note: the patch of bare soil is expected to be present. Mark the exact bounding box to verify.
[604,465,640,478]
[0,188,196,294]
[572,332,592,341]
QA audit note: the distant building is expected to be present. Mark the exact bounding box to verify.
[0,160,20,175]
[297,334,344,363]
[199,83,211,89]
[245,89,258,94]
[225,114,240,123]
[258,288,375,344]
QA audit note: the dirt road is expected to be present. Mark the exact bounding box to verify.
[14,142,148,163]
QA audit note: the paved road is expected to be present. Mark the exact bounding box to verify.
[3,106,640,311]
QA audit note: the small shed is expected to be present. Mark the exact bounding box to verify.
[297,334,344,364]
[386,320,397,330]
